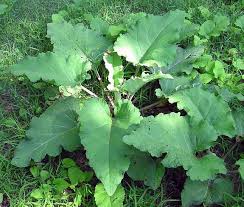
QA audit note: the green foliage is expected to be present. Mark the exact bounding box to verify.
[181,178,233,207]
[236,159,244,180]
[79,98,142,196]
[114,10,187,67]
[158,46,204,75]
[122,72,172,94]
[127,151,165,190]
[168,87,236,150]
[232,108,244,137]
[28,159,94,206]
[123,113,227,181]
[11,53,91,86]
[47,21,111,64]
[11,98,81,167]
[0,4,8,15]
[235,15,244,30]
[199,14,230,38]
[104,52,124,91]
[9,7,243,207]
[95,184,125,207]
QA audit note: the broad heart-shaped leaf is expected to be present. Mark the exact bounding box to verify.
[47,21,111,63]
[168,87,236,150]
[11,52,91,86]
[232,108,244,137]
[103,52,124,91]
[236,159,244,180]
[11,97,81,167]
[154,46,204,75]
[122,72,173,94]
[95,184,125,207]
[114,10,187,67]
[181,178,233,207]
[123,113,227,181]
[79,98,142,196]
[127,150,165,190]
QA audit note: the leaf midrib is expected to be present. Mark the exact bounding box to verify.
[139,15,179,64]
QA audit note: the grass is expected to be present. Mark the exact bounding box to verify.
[0,0,244,206]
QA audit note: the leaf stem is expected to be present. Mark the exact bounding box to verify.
[223,136,241,160]
[93,68,115,108]
[80,85,98,98]
[140,99,166,112]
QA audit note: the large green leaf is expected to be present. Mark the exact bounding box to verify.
[79,98,142,195]
[236,159,244,180]
[122,72,173,94]
[127,150,165,190]
[114,10,187,67]
[11,97,81,167]
[156,46,204,75]
[168,87,236,150]
[47,22,111,63]
[181,178,233,207]
[123,113,226,181]
[11,52,91,86]
[158,75,199,97]
[95,184,125,207]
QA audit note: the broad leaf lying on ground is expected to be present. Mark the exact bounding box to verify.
[154,46,204,75]
[104,52,124,91]
[12,97,81,167]
[79,98,142,196]
[123,113,227,181]
[168,87,236,150]
[47,21,111,63]
[236,159,244,180]
[127,150,165,190]
[95,184,125,207]
[122,72,173,94]
[232,108,244,137]
[11,52,91,86]
[181,178,233,207]
[114,10,187,67]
